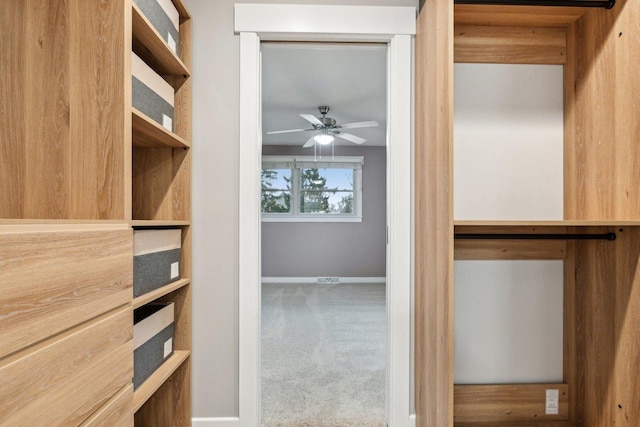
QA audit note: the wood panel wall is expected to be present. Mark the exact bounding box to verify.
[415,0,454,425]
[0,0,126,220]
[569,226,640,425]
[565,0,640,220]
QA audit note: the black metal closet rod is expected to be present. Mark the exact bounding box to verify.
[454,233,617,240]
[454,0,615,9]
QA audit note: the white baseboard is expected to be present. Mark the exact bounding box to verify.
[261,276,386,284]
[192,417,240,427]
[193,415,412,426]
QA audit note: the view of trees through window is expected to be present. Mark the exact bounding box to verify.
[261,167,355,215]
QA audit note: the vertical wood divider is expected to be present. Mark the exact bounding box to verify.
[415,0,455,425]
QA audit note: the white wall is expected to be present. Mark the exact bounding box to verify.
[454,260,564,384]
[185,0,417,418]
[261,145,386,278]
[454,63,564,220]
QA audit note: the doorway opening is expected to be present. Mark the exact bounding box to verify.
[235,5,415,425]
[260,42,388,426]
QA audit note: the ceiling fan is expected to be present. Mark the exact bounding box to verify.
[267,106,379,147]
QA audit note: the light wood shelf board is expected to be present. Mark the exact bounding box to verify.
[0,222,130,233]
[171,0,191,21]
[132,350,190,413]
[455,421,575,427]
[454,383,569,424]
[454,220,640,227]
[132,109,190,148]
[454,25,567,65]
[131,3,189,77]
[131,220,191,227]
[132,279,190,309]
[454,4,589,27]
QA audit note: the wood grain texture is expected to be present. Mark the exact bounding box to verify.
[455,239,567,260]
[415,0,454,425]
[0,0,125,220]
[454,226,567,259]
[81,385,134,427]
[455,25,566,64]
[134,352,191,426]
[132,350,190,413]
[454,4,588,27]
[0,308,133,426]
[0,228,132,358]
[454,384,569,423]
[565,1,640,220]
[132,147,191,221]
[563,237,577,423]
[172,0,191,21]
[132,108,190,148]
[571,227,640,425]
[132,278,190,309]
[455,421,574,427]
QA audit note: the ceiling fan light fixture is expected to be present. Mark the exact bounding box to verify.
[314,133,335,145]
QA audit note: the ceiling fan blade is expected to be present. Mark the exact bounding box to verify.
[267,128,314,135]
[338,120,379,129]
[300,114,324,127]
[302,136,316,148]
[335,132,366,144]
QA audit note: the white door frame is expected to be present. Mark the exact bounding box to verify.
[235,5,415,426]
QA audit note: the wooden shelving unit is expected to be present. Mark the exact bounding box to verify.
[132,108,190,148]
[132,350,191,413]
[133,278,191,309]
[0,0,192,425]
[131,3,190,77]
[130,0,192,425]
[415,1,640,426]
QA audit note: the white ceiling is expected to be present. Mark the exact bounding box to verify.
[261,42,388,147]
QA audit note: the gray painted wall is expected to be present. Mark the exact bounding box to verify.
[185,0,417,418]
[262,145,386,278]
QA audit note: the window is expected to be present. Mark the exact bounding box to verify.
[261,156,363,222]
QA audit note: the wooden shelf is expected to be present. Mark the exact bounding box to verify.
[132,109,190,148]
[133,350,190,413]
[131,220,190,227]
[455,422,575,427]
[132,279,190,309]
[132,3,190,78]
[171,0,191,21]
[454,220,640,227]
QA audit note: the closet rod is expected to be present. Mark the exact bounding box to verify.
[454,233,617,241]
[454,0,615,9]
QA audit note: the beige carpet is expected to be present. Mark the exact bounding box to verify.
[261,282,386,427]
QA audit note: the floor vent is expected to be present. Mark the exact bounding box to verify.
[317,277,340,283]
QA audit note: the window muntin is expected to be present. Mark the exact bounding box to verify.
[261,156,363,221]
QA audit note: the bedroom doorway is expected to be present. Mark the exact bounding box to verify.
[260,42,388,426]
[236,4,415,426]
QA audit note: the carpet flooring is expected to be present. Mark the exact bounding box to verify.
[261,282,386,427]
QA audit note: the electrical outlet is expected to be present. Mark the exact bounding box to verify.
[546,389,559,415]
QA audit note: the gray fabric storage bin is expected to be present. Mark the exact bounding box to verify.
[134,229,182,298]
[133,302,175,389]
[132,52,175,132]
[134,0,180,54]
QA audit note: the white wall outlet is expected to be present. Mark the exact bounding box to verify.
[171,261,179,279]
[546,389,559,415]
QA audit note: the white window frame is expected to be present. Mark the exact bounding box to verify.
[261,155,364,222]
